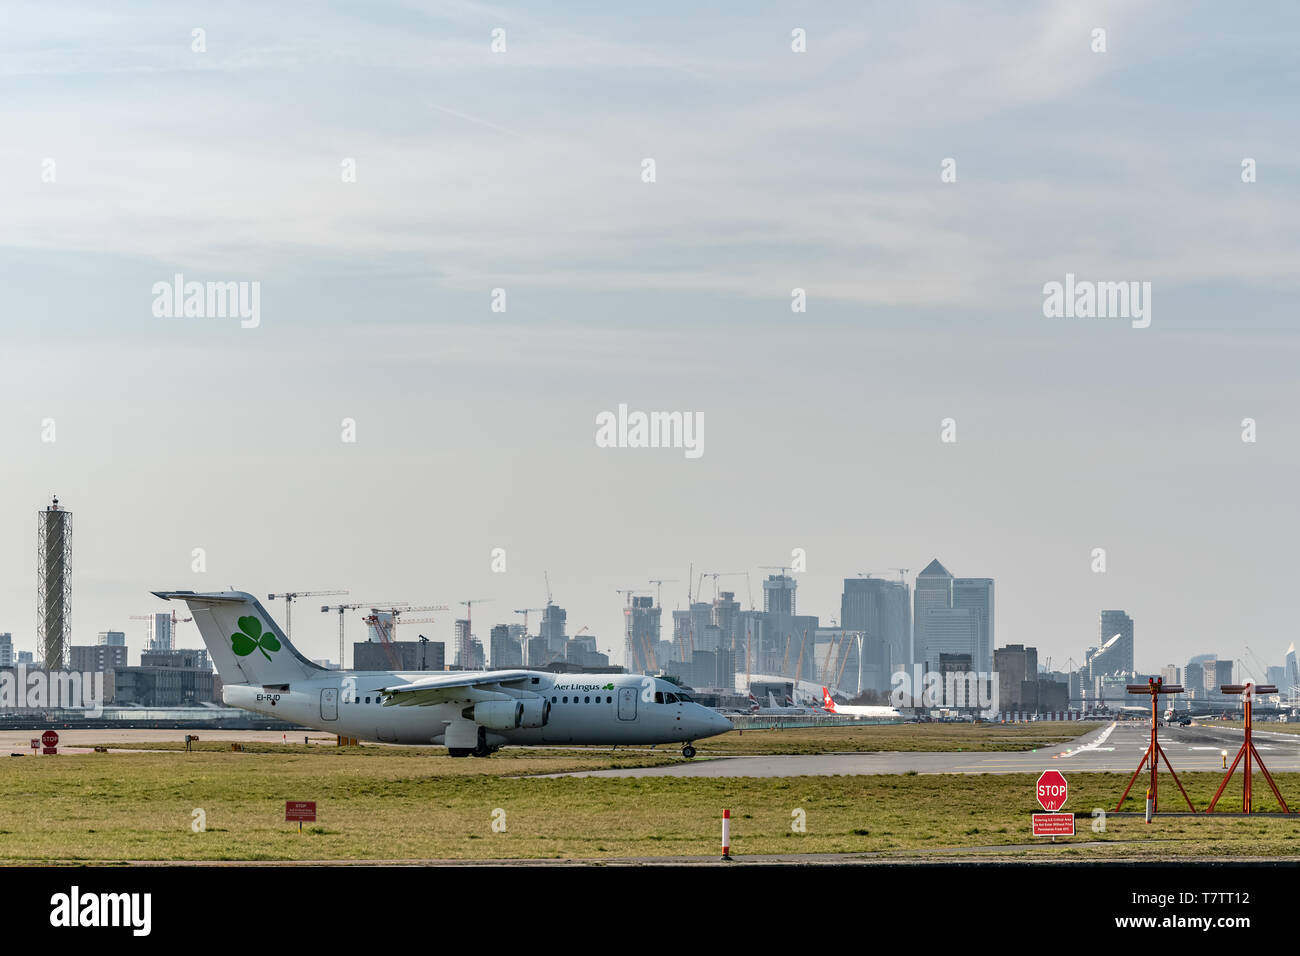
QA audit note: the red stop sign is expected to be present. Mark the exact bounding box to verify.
[41,730,59,748]
[1037,770,1068,811]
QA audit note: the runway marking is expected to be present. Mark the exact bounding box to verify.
[1058,722,1117,758]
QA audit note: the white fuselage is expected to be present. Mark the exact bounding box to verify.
[225,671,731,747]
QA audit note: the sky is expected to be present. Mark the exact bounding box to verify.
[1,0,1297,676]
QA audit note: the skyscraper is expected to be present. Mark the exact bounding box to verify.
[149,612,173,652]
[912,560,993,677]
[490,623,521,668]
[912,559,953,667]
[540,604,567,653]
[952,577,994,675]
[762,575,796,617]
[840,577,910,676]
[671,609,692,663]
[712,591,742,653]
[624,596,660,672]
[453,619,476,667]
[1095,610,1135,676]
[1285,643,1298,696]
[0,633,11,667]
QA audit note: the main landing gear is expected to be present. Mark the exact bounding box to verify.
[449,726,500,758]
[681,744,697,759]
[448,744,499,757]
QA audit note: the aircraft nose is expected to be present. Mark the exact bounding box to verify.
[706,709,732,737]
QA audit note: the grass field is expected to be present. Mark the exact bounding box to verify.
[4,742,1300,863]
[697,722,1102,754]
[82,721,1102,757]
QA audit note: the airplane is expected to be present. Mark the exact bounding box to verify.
[822,687,902,719]
[153,590,732,758]
[748,691,817,715]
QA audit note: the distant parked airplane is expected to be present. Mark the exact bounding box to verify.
[822,687,902,719]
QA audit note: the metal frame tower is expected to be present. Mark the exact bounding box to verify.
[37,496,72,669]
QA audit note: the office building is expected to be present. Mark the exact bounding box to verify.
[490,624,522,668]
[97,630,126,646]
[141,648,210,670]
[1094,610,1134,676]
[70,644,128,672]
[624,595,660,673]
[148,612,174,652]
[540,604,567,653]
[952,577,994,674]
[762,575,796,617]
[353,640,444,671]
[994,644,1038,712]
[840,577,911,678]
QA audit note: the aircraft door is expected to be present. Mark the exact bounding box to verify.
[617,686,637,721]
[320,687,338,721]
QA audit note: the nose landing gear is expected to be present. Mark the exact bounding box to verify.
[681,744,697,759]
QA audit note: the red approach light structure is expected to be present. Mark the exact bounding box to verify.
[1206,683,1290,814]
[1115,677,1196,814]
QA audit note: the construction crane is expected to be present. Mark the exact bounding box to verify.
[321,602,409,669]
[647,578,678,607]
[267,589,348,639]
[616,589,652,672]
[129,609,193,650]
[364,605,449,669]
[458,599,492,664]
[513,607,546,667]
[792,627,810,693]
[834,633,855,688]
[1244,645,1270,685]
[821,630,846,688]
[700,571,745,601]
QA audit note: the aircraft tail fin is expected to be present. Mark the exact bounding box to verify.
[152,590,327,686]
[822,686,838,712]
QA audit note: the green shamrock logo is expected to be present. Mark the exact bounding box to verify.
[603,682,615,690]
[230,615,281,661]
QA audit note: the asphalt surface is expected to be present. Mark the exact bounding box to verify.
[538,722,1300,778]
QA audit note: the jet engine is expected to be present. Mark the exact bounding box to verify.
[471,700,524,730]
[518,697,550,728]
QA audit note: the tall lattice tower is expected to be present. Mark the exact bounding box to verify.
[37,496,72,669]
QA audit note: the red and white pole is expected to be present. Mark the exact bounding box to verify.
[721,809,732,861]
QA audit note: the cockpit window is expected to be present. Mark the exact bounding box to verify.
[665,693,679,704]
[654,692,664,704]
[676,691,693,702]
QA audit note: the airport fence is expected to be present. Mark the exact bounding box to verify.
[726,715,900,731]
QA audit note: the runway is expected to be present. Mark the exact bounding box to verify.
[539,722,1300,778]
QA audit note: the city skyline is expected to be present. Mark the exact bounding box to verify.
[1,495,1291,684]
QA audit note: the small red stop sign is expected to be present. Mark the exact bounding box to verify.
[1037,770,1068,811]
[41,730,59,748]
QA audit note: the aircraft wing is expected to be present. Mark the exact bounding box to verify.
[378,670,536,707]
